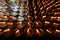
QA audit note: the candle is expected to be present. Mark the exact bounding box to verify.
[57,17,60,21]
[27,21,32,27]
[45,28,53,36]
[50,16,57,21]
[2,16,8,21]
[35,21,42,28]
[53,22,59,27]
[54,29,60,36]
[24,27,33,37]
[27,15,32,21]
[44,21,51,27]
[34,28,43,36]
[0,29,3,36]
[15,30,21,37]
[42,15,47,20]
[0,22,6,27]
[17,22,24,29]
[9,16,16,21]
[7,22,13,26]
[4,28,11,36]
[54,12,60,16]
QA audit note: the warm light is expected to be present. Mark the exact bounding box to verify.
[45,21,50,24]
[56,29,60,33]
[4,29,10,32]
[36,29,39,33]
[2,16,7,19]
[27,29,29,32]
[0,22,6,25]
[36,22,39,25]
[7,22,13,26]
[0,29,2,31]
[58,17,60,19]
[53,23,59,25]
[10,16,14,19]
[46,29,51,33]
[15,30,20,33]
[42,15,46,18]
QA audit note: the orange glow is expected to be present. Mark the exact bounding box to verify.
[51,16,57,19]
[0,22,6,25]
[56,29,60,33]
[36,22,39,25]
[46,29,51,33]
[36,29,39,33]
[45,21,50,24]
[7,22,13,25]
[42,15,46,18]
[15,30,20,33]
[0,29,2,31]
[58,17,60,19]
[4,29,10,32]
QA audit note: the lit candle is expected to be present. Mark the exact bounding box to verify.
[54,12,60,16]
[45,28,53,36]
[54,29,60,36]
[15,30,21,37]
[44,21,50,26]
[7,22,13,26]
[24,27,33,37]
[9,16,16,21]
[53,22,59,27]
[34,28,43,36]
[0,29,3,36]
[57,17,60,21]
[50,16,57,21]
[27,22,32,27]
[1,16,8,21]
[17,22,24,29]
[4,28,11,36]
[42,15,46,20]
[27,15,32,21]
[0,22,6,27]
[35,21,40,27]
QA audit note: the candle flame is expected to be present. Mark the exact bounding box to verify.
[56,29,60,33]
[4,29,10,32]
[15,30,20,33]
[46,29,51,33]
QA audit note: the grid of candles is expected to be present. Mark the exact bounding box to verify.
[0,0,60,37]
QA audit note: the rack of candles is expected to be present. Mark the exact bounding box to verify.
[0,0,60,37]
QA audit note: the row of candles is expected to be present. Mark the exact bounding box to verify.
[0,0,60,37]
[0,26,60,37]
[26,0,60,37]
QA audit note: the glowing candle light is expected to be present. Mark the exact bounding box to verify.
[0,29,3,35]
[45,28,53,36]
[54,29,60,36]
[24,27,33,37]
[4,28,11,36]
[15,30,21,37]
[34,28,43,37]
[44,21,51,27]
